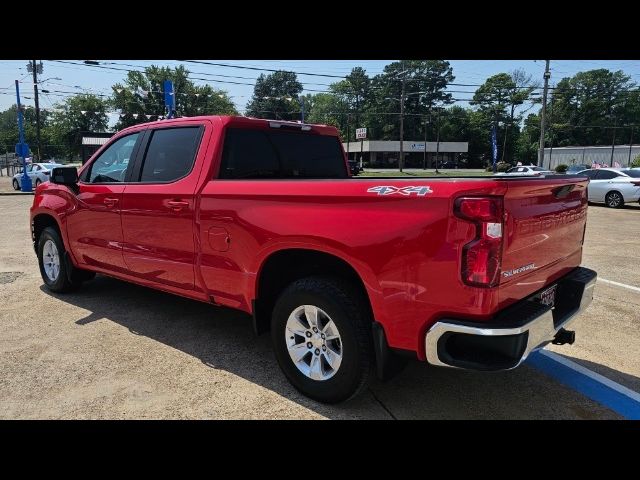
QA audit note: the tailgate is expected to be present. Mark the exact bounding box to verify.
[500,176,589,291]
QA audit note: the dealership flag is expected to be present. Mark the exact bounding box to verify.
[491,124,498,171]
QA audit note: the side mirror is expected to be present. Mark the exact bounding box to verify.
[51,167,78,186]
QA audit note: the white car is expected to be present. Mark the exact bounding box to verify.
[495,165,553,176]
[12,163,60,190]
[578,168,640,208]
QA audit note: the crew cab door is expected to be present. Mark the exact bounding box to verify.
[66,131,144,271]
[119,122,207,290]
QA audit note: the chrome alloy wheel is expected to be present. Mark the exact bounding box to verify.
[285,305,343,381]
[42,239,60,282]
[606,192,622,208]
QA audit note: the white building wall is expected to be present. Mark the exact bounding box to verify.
[342,140,468,153]
[543,145,640,169]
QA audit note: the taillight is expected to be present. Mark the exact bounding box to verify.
[454,196,504,288]
[631,181,640,187]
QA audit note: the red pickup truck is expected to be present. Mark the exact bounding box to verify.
[30,116,597,403]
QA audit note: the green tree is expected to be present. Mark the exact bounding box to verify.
[368,60,455,141]
[515,113,541,164]
[471,71,536,163]
[330,67,372,130]
[48,94,109,161]
[111,65,236,129]
[245,71,303,120]
[0,105,57,158]
[306,93,348,137]
[547,69,637,147]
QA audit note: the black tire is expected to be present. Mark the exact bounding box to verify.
[605,191,624,208]
[12,179,20,190]
[37,227,94,292]
[271,276,373,403]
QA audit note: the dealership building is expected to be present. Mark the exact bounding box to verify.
[342,140,469,168]
[542,145,640,169]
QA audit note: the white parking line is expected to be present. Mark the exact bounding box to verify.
[539,350,640,403]
[598,278,640,293]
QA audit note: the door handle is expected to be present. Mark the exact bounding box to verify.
[103,197,119,207]
[168,200,189,212]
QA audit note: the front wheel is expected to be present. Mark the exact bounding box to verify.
[605,191,624,208]
[12,179,20,190]
[37,227,94,292]
[271,276,373,403]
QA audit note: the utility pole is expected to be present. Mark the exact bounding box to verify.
[29,60,43,160]
[538,60,551,168]
[399,70,406,172]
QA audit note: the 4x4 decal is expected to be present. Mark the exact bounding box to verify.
[367,186,433,196]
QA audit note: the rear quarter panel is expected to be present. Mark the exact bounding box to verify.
[198,178,508,356]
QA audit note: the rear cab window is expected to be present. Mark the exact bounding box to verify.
[219,127,347,179]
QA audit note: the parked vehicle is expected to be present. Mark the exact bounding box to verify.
[31,116,597,403]
[577,168,640,208]
[494,165,553,176]
[439,161,457,169]
[566,164,590,174]
[12,162,60,190]
[347,160,361,176]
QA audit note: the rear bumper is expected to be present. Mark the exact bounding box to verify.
[425,267,597,371]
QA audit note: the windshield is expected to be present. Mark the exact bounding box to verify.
[41,163,59,170]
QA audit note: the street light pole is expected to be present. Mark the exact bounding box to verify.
[15,80,32,192]
[423,115,428,170]
[435,111,441,174]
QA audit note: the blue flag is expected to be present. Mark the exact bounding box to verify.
[491,124,498,171]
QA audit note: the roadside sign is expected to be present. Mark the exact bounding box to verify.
[356,128,367,140]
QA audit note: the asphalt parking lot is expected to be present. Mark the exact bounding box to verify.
[1,191,639,419]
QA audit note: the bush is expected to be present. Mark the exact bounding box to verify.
[555,164,568,173]
[496,162,512,172]
[632,154,640,168]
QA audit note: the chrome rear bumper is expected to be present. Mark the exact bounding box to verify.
[425,267,597,371]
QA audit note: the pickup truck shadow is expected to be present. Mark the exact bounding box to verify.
[41,276,622,419]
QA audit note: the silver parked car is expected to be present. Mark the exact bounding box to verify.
[12,162,60,190]
[578,168,640,208]
[494,165,554,176]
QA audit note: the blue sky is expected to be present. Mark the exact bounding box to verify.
[2,59,639,116]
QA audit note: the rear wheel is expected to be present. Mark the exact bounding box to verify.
[605,191,624,208]
[12,179,20,190]
[271,276,373,403]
